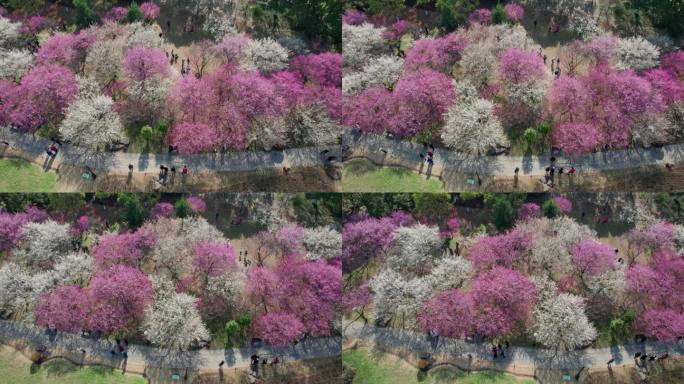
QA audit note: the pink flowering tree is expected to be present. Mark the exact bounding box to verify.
[214,35,250,65]
[254,312,304,346]
[382,20,410,41]
[166,122,219,154]
[19,15,46,35]
[639,309,684,341]
[661,51,684,78]
[35,285,91,333]
[552,122,602,156]
[468,9,492,25]
[342,9,367,25]
[387,69,455,137]
[70,215,90,236]
[583,35,619,65]
[103,7,128,23]
[150,202,174,219]
[571,240,616,278]
[289,53,342,89]
[5,65,78,131]
[140,2,160,20]
[504,4,524,22]
[643,69,684,106]
[553,196,573,213]
[517,203,540,220]
[192,241,237,282]
[275,224,305,254]
[625,264,674,309]
[94,229,156,267]
[404,33,467,73]
[499,49,546,84]
[342,217,397,273]
[418,289,474,338]
[468,231,530,271]
[36,31,94,71]
[187,196,206,213]
[343,87,391,134]
[124,47,171,83]
[470,267,537,337]
[628,221,675,255]
[88,265,154,334]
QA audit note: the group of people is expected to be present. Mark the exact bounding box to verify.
[156,164,189,185]
[542,157,575,188]
[249,353,279,370]
[419,143,436,166]
[491,341,510,359]
[538,48,562,79]
[110,338,129,359]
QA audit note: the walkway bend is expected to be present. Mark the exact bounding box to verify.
[0,127,340,175]
[0,320,341,373]
[344,130,684,177]
[344,320,684,371]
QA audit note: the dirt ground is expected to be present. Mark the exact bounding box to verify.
[581,357,684,383]
[191,357,343,384]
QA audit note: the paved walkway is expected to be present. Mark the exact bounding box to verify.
[344,320,684,372]
[0,127,340,176]
[344,130,684,177]
[0,320,341,373]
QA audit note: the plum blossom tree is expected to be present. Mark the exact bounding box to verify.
[123,47,171,83]
[254,312,304,346]
[468,9,491,25]
[13,221,72,271]
[187,196,206,213]
[192,241,237,282]
[167,122,219,154]
[141,292,210,350]
[303,227,342,260]
[342,86,391,134]
[441,98,508,155]
[214,35,250,65]
[387,224,442,273]
[517,203,540,220]
[58,95,125,150]
[88,265,153,333]
[418,289,473,338]
[150,202,174,219]
[35,285,90,332]
[342,217,397,273]
[552,123,602,156]
[387,68,455,137]
[0,263,35,318]
[427,256,473,291]
[404,33,467,73]
[640,309,684,341]
[661,51,684,78]
[275,224,305,255]
[342,55,404,94]
[36,32,94,71]
[5,65,78,131]
[468,232,528,271]
[371,269,432,327]
[553,196,573,213]
[571,240,616,278]
[342,23,386,68]
[342,9,367,25]
[470,267,537,337]
[94,230,154,267]
[0,49,33,82]
[140,2,161,20]
[499,49,546,84]
[245,38,289,75]
[504,4,524,22]
[460,44,497,87]
[103,7,128,23]
[616,37,660,71]
[583,35,618,65]
[0,16,20,49]
[531,293,597,350]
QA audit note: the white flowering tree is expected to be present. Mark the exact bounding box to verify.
[460,43,497,87]
[615,37,660,71]
[59,95,125,150]
[387,225,442,272]
[342,55,404,94]
[141,292,210,350]
[245,38,289,74]
[531,293,597,350]
[303,226,342,260]
[370,269,432,327]
[0,49,33,82]
[427,256,473,291]
[52,252,95,287]
[441,98,509,155]
[286,104,341,147]
[0,17,20,49]
[342,23,387,68]
[13,221,72,271]
[0,263,34,318]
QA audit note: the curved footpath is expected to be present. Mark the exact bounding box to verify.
[0,320,341,375]
[0,127,340,176]
[345,130,684,176]
[344,320,684,379]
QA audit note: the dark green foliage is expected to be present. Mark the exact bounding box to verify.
[174,197,192,219]
[542,199,560,219]
[342,193,414,219]
[491,3,505,24]
[292,193,342,228]
[118,193,145,228]
[74,0,97,28]
[0,194,49,212]
[412,193,453,224]
[127,1,143,23]
[261,0,343,49]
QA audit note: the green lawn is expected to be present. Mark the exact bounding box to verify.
[0,346,146,384]
[342,159,444,192]
[343,348,537,384]
[0,159,57,192]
